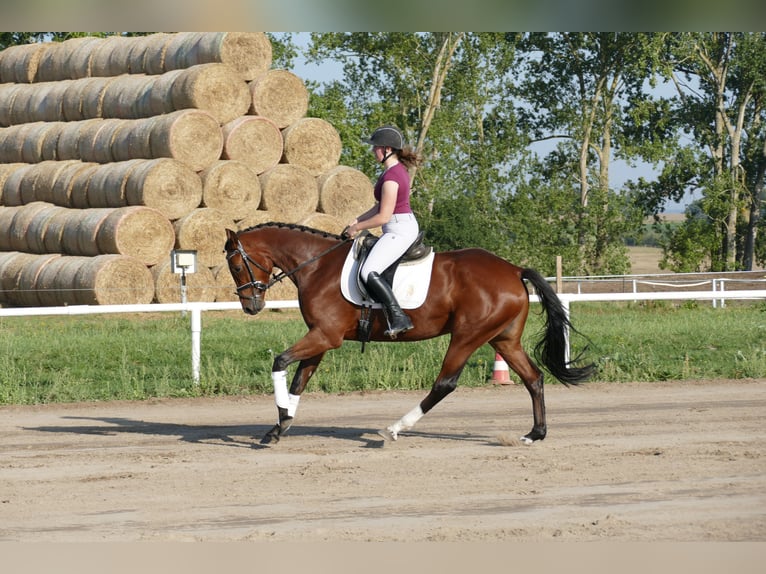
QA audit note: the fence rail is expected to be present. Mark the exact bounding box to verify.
[1,289,764,383]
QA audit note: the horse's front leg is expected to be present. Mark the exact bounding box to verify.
[262,351,325,445]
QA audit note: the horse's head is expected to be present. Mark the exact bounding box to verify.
[224,228,272,315]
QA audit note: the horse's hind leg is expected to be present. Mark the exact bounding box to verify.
[493,339,546,444]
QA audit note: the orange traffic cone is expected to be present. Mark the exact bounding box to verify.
[490,352,511,385]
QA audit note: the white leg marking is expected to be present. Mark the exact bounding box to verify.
[272,370,289,410]
[287,393,301,417]
[379,405,424,441]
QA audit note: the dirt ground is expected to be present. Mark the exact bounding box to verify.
[1,378,764,543]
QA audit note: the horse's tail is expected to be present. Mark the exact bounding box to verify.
[521,268,596,386]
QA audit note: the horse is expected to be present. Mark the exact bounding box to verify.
[224,222,595,446]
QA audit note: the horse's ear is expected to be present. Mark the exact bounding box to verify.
[225,228,238,241]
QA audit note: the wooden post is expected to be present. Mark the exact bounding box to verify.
[556,255,563,293]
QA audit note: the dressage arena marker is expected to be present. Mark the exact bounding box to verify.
[490,352,512,385]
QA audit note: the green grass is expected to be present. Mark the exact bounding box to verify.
[1,301,765,405]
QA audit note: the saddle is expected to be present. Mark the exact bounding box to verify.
[353,230,432,298]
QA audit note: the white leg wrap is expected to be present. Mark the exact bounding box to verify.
[288,393,301,417]
[272,370,289,410]
[389,405,424,436]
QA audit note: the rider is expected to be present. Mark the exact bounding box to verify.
[344,124,422,339]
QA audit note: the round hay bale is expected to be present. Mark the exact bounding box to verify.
[0,43,49,83]
[199,160,262,220]
[1,163,36,206]
[149,109,223,171]
[165,32,272,81]
[84,159,144,208]
[88,36,132,77]
[55,118,102,160]
[50,162,99,207]
[151,259,217,304]
[0,252,40,306]
[15,253,62,307]
[211,263,238,302]
[67,163,100,209]
[8,202,56,252]
[0,84,24,126]
[35,81,70,122]
[26,203,69,253]
[20,122,54,164]
[173,208,233,268]
[41,208,77,253]
[96,206,175,265]
[267,268,298,301]
[143,68,183,116]
[123,158,203,220]
[40,122,65,160]
[27,160,81,204]
[4,84,35,124]
[162,33,206,70]
[74,254,155,305]
[258,164,319,222]
[81,118,125,163]
[35,37,94,81]
[110,119,153,162]
[0,163,30,204]
[63,37,105,79]
[137,33,174,75]
[33,255,85,306]
[236,210,273,230]
[249,69,309,129]
[220,115,283,174]
[80,76,115,119]
[100,74,156,119]
[60,208,113,256]
[0,123,37,162]
[297,212,346,236]
[281,117,342,176]
[0,207,17,250]
[169,63,251,124]
[317,165,376,223]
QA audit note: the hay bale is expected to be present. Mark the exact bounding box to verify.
[24,160,80,204]
[8,202,55,252]
[151,259,217,304]
[67,162,100,209]
[281,117,343,176]
[61,78,102,121]
[220,115,283,174]
[83,159,145,208]
[0,123,41,162]
[248,69,309,129]
[55,118,103,160]
[170,63,251,124]
[34,37,100,81]
[0,163,30,204]
[267,268,298,301]
[96,206,175,266]
[165,32,273,81]
[258,164,319,222]
[78,118,125,163]
[20,122,52,163]
[74,254,155,305]
[143,68,184,116]
[42,207,77,253]
[110,119,153,162]
[0,252,40,306]
[148,109,223,171]
[101,74,156,119]
[32,255,84,306]
[15,253,62,307]
[40,122,64,160]
[317,165,376,224]
[0,84,25,126]
[88,36,133,77]
[26,203,69,253]
[123,158,203,220]
[137,33,174,75]
[18,82,68,123]
[199,160,262,220]
[236,210,274,230]
[60,208,113,256]
[0,208,16,250]
[297,212,346,236]
[211,263,238,302]
[0,43,49,83]
[173,208,233,268]
[80,76,115,119]
[50,161,99,207]
[1,163,36,206]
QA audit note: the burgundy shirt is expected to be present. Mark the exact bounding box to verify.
[373,162,412,214]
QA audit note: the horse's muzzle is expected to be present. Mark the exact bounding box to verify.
[240,295,265,315]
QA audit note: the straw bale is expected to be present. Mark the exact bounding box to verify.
[148,109,223,171]
[82,118,126,163]
[96,206,175,265]
[267,268,298,301]
[0,208,17,250]
[50,162,99,207]
[143,68,184,116]
[173,208,233,268]
[0,123,38,162]
[162,33,206,70]
[34,37,100,81]
[61,78,102,121]
[34,81,69,122]
[169,63,251,125]
[101,75,156,119]
[138,33,174,75]
[199,160,262,220]
[249,69,309,129]
[0,43,49,83]
[0,163,30,205]
[0,84,24,126]
[317,165,376,224]
[110,119,153,162]
[123,158,203,220]
[0,252,39,305]
[89,36,133,77]
[236,210,273,230]
[297,212,346,236]
[220,115,283,174]
[211,264,238,302]
[33,256,84,306]
[64,37,105,79]
[21,122,55,163]
[74,254,155,305]
[15,253,62,307]
[67,163,100,209]
[84,159,145,208]
[8,202,55,252]
[42,208,76,253]
[258,164,319,222]
[55,118,102,160]
[164,32,272,81]
[27,160,82,204]
[281,117,342,176]
[1,163,36,206]
[60,208,113,256]
[80,77,115,119]
[40,122,64,160]
[26,203,69,253]
[151,259,217,304]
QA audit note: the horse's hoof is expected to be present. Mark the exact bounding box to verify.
[520,436,534,445]
[261,425,282,445]
[377,427,397,441]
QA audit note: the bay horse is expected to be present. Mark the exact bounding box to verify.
[224,222,595,446]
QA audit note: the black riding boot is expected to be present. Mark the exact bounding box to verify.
[364,272,413,339]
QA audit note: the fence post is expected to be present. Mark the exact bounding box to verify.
[191,306,201,384]
[561,296,571,365]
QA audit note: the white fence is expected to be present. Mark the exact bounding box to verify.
[1,288,765,383]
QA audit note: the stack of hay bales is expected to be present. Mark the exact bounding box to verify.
[0,32,376,306]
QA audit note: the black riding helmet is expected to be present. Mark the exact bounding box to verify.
[363,125,405,150]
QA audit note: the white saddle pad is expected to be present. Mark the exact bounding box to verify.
[340,246,435,309]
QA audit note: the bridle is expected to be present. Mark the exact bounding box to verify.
[227,236,352,303]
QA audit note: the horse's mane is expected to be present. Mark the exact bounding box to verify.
[240,221,344,241]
